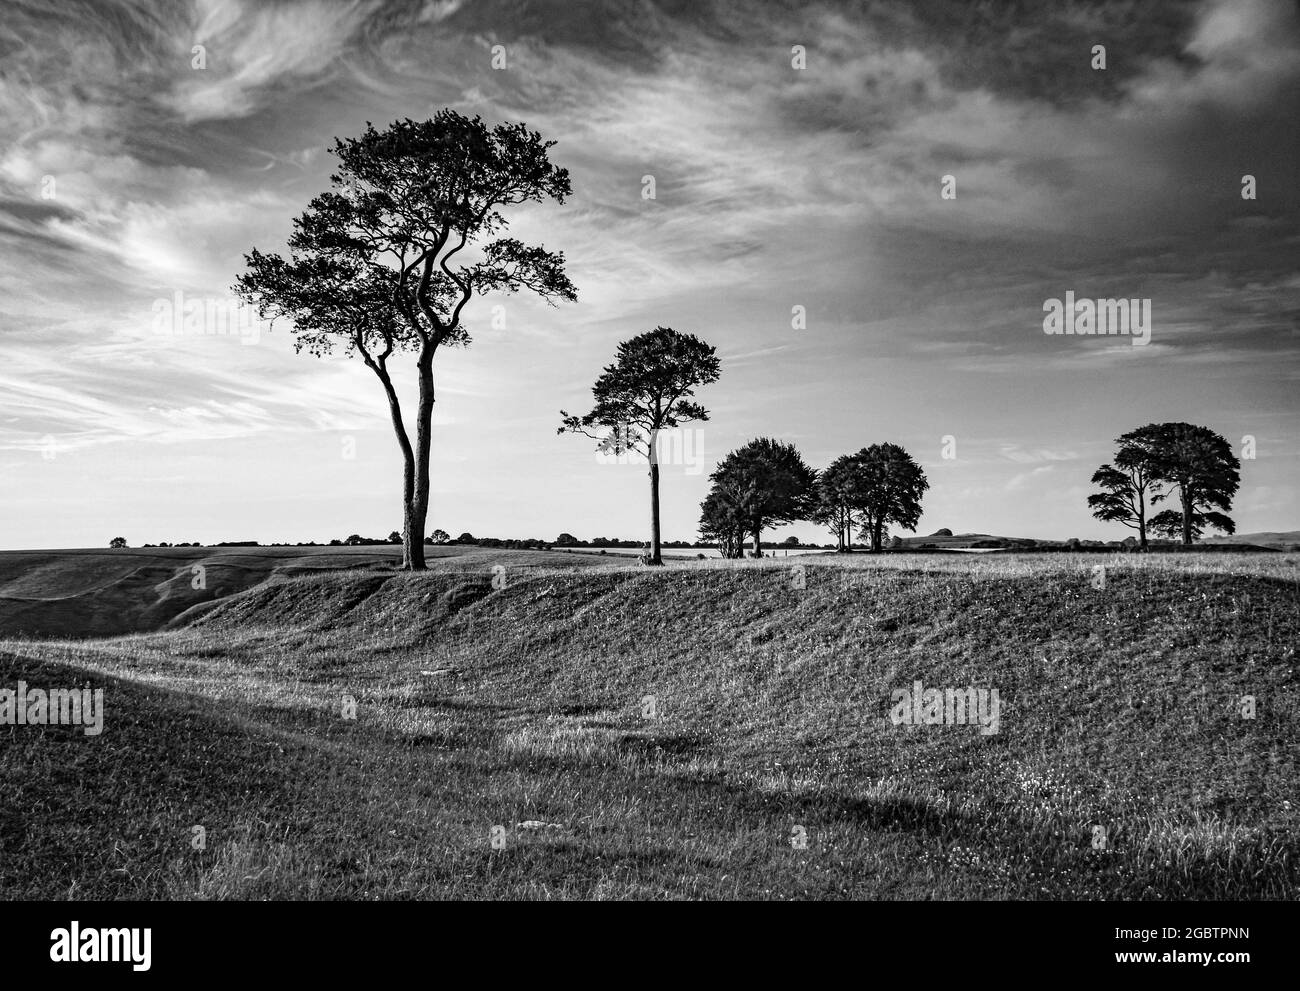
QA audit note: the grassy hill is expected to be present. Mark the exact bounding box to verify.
[1203,531,1300,550]
[1,551,1296,899]
[0,545,613,638]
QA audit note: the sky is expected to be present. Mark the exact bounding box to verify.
[1,0,1297,550]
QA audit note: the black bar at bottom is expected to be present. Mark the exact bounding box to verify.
[0,900,1284,980]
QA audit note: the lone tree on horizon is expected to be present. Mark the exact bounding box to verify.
[559,327,720,565]
[235,111,576,570]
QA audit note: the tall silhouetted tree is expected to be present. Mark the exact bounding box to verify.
[708,438,816,557]
[559,327,719,565]
[1141,422,1240,545]
[852,443,929,552]
[1087,427,1168,550]
[235,112,576,570]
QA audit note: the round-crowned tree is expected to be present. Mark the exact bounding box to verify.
[706,438,817,558]
[560,327,720,565]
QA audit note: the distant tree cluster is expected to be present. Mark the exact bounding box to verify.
[698,439,815,558]
[116,539,359,548]
[812,443,929,553]
[329,534,396,546]
[1088,422,1240,548]
[552,535,704,549]
[699,439,929,558]
[313,530,551,550]
[469,536,551,550]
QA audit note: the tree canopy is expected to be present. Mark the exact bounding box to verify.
[810,444,927,552]
[851,443,929,552]
[704,438,816,557]
[811,453,865,551]
[559,327,719,456]
[1088,422,1238,546]
[699,480,751,559]
[1087,427,1168,549]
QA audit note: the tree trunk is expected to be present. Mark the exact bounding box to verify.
[368,356,422,570]
[871,518,884,553]
[1180,482,1193,546]
[404,344,436,570]
[646,461,663,565]
[752,526,763,558]
[1137,486,1148,550]
[402,488,422,569]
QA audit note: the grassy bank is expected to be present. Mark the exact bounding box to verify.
[0,544,612,638]
[1,553,1297,899]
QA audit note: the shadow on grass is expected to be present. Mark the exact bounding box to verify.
[6,643,1298,900]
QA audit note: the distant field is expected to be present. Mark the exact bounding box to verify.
[1,550,1296,899]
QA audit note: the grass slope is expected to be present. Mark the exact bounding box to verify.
[0,545,611,638]
[1,553,1297,899]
